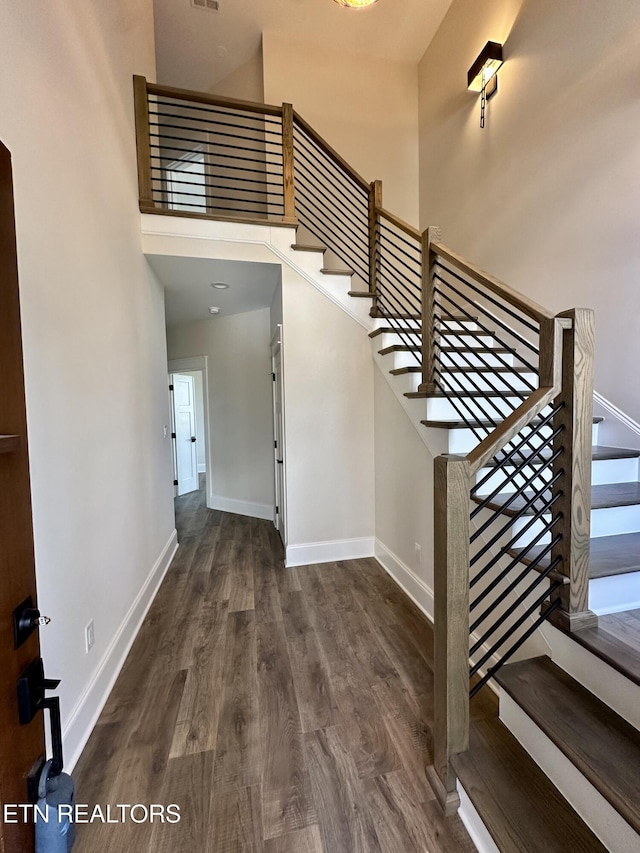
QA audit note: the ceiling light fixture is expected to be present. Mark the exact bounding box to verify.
[332,0,379,9]
[209,306,220,314]
[467,41,504,129]
[211,282,229,289]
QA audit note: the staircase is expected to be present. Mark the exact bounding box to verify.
[132,76,640,852]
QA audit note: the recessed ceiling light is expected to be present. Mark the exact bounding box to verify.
[211,282,230,289]
[209,306,220,314]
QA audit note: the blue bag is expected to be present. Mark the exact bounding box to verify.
[35,760,76,852]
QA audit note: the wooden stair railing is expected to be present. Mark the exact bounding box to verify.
[423,243,596,814]
[132,76,597,818]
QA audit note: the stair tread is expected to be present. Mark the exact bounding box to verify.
[441,365,534,374]
[469,444,638,467]
[379,345,420,355]
[473,481,640,516]
[390,367,421,375]
[369,326,420,338]
[453,716,608,853]
[572,608,640,688]
[510,531,640,579]
[291,243,326,252]
[419,416,602,433]
[348,290,374,298]
[495,656,640,833]
[322,267,353,276]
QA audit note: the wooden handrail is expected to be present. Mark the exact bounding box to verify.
[432,242,555,324]
[376,206,421,242]
[292,109,370,192]
[146,80,283,117]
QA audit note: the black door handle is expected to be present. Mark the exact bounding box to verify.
[17,658,64,776]
[191,436,197,442]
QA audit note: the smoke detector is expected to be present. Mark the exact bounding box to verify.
[192,0,219,11]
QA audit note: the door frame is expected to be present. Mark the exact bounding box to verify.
[168,356,212,504]
[271,325,287,547]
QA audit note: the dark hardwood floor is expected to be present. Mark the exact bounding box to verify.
[72,481,476,852]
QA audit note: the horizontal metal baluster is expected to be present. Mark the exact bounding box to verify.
[150,153,280,177]
[154,98,283,125]
[148,111,284,138]
[471,447,563,520]
[434,279,539,359]
[377,223,422,269]
[293,131,369,202]
[293,126,369,198]
[156,175,284,197]
[469,530,562,613]
[470,552,564,640]
[377,247,422,294]
[471,469,562,542]
[295,196,369,275]
[433,376,490,445]
[293,145,369,220]
[377,288,421,322]
[163,200,279,216]
[468,598,562,698]
[469,579,563,678]
[376,265,422,313]
[433,316,538,395]
[293,164,368,229]
[150,141,282,169]
[294,201,369,279]
[295,186,369,255]
[158,189,283,209]
[149,131,283,162]
[150,165,284,188]
[437,262,539,334]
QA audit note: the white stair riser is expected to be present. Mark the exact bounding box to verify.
[439,333,496,348]
[474,467,552,498]
[440,351,516,368]
[438,319,479,332]
[379,332,421,349]
[373,317,420,331]
[427,396,527,421]
[448,425,554,455]
[591,456,639,485]
[390,350,422,371]
[591,504,640,538]
[589,570,640,615]
[438,372,538,394]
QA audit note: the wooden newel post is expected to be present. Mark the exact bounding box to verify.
[419,226,441,394]
[368,180,382,315]
[547,307,598,632]
[281,103,296,224]
[133,76,155,209]
[427,454,471,816]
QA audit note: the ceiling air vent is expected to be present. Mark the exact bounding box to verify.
[191,0,219,11]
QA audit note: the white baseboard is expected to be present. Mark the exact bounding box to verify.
[208,493,273,521]
[285,536,374,567]
[197,463,206,474]
[63,529,178,772]
[374,539,434,622]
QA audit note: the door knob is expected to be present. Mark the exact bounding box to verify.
[191,436,197,442]
[13,596,51,649]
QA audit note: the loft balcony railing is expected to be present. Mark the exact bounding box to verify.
[132,75,596,816]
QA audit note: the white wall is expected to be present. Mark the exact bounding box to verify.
[281,265,375,564]
[167,308,275,518]
[418,0,640,423]
[0,2,176,766]
[263,33,420,226]
[373,368,435,612]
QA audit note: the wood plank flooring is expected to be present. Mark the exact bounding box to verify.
[72,482,475,852]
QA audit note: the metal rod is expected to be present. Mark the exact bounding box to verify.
[295,180,369,252]
[295,195,369,276]
[153,97,283,125]
[468,598,562,698]
[148,110,283,137]
[469,580,562,677]
[292,144,369,218]
[292,126,369,197]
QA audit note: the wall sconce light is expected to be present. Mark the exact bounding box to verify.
[467,41,503,128]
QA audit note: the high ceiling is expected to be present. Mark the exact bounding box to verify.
[147,255,281,328]
[154,0,453,92]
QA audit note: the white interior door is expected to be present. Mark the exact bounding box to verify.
[272,339,286,541]
[172,373,199,496]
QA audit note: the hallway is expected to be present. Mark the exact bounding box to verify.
[73,485,476,852]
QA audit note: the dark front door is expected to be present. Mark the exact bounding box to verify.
[0,140,46,852]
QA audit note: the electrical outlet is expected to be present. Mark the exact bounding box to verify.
[85,620,95,653]
[414,542,422,567]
